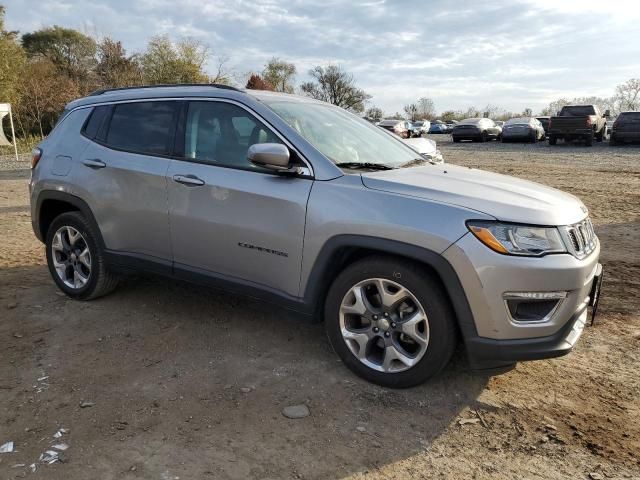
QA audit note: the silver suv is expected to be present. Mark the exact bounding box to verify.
[29,85,603,388]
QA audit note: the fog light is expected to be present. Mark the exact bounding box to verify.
[503,291,567,323]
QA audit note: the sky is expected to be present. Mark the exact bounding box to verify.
[4,0,640,115]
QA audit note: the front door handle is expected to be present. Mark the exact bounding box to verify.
[173,174,205,187]
[83,159,106,169]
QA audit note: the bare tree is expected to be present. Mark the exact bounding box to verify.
[404,103,419,121]
[365,106,383,122]
[612,78,640,112]
[416,97,436,119]
[300,65,371,113]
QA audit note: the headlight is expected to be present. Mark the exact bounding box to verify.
[467,221,566,256]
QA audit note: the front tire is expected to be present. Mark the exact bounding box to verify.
[45,212,119,300]
[324,257,457,388]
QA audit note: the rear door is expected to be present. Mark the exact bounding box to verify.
[74,100,179,263]
[166,99,313,297]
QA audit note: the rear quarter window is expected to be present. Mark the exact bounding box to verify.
[82,106,110,139]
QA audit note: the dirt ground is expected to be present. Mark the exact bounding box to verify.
[1,137,639,480]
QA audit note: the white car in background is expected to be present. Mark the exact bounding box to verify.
[403,137,444,164]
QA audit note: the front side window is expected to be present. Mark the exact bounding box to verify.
[184,101,282,170]
[105,101,178,155]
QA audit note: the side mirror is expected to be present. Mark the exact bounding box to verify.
[248,143,291,171]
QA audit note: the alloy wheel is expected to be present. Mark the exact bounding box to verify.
[51,226,92,289]
[339,278,430,373]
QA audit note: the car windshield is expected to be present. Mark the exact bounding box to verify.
[559,106,596,116]
[505,117,531,125]
[265,101,419,167]
[413,122,423,126]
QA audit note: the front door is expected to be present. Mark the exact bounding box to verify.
[166,100,313,297]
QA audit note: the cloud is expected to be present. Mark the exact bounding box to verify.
[4,0,639,114]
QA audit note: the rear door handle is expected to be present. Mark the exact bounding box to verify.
[173,174,205,187]
[83,159,106,169]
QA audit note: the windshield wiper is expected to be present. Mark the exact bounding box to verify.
[335,162,395,170]
[400,157,436,168]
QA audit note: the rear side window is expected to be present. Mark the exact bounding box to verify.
[82,106,110,139]
[105,101,178,155]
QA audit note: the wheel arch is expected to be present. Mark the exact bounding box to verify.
[35,191,104,248]
[303,235,478,340]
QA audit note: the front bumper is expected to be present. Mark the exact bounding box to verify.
[464,301,588,372]
[443,231,601,371]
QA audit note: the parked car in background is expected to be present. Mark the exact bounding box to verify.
[548,105,608,146]
[378,119,411,138]
[412,120,431,136]
[445,120,458,133]
[402,137,444,164]
[501,117,546,143]
[494,121,505,129]
[452,118,501,142]
[428,121,448,134]
[606,118,615,139]
[609,112,640,145]
[536,116,550,135]
[408,122,423,138]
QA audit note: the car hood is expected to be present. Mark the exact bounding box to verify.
[360,164,588,225]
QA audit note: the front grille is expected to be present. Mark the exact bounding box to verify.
[563,218,597,258]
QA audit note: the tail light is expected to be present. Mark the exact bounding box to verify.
[612,120,619,130]
[585,117,592,127]
[31,148,42,169]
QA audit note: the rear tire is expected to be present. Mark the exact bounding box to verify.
[324,257,457,388]
[549,135,557,145]
[480,131,488,142]
[530,131,538,143]
[45,212,119,300]
[453,136,461,143]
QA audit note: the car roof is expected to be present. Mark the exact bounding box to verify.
[64,84,324,110]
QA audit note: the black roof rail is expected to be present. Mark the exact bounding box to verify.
[88,83,242,96]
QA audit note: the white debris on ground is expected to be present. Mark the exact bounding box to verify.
[34,372,49,394]
[0,441,14,453]
[31,428,71,467]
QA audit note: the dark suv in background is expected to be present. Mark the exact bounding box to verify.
[609,112,640,145]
